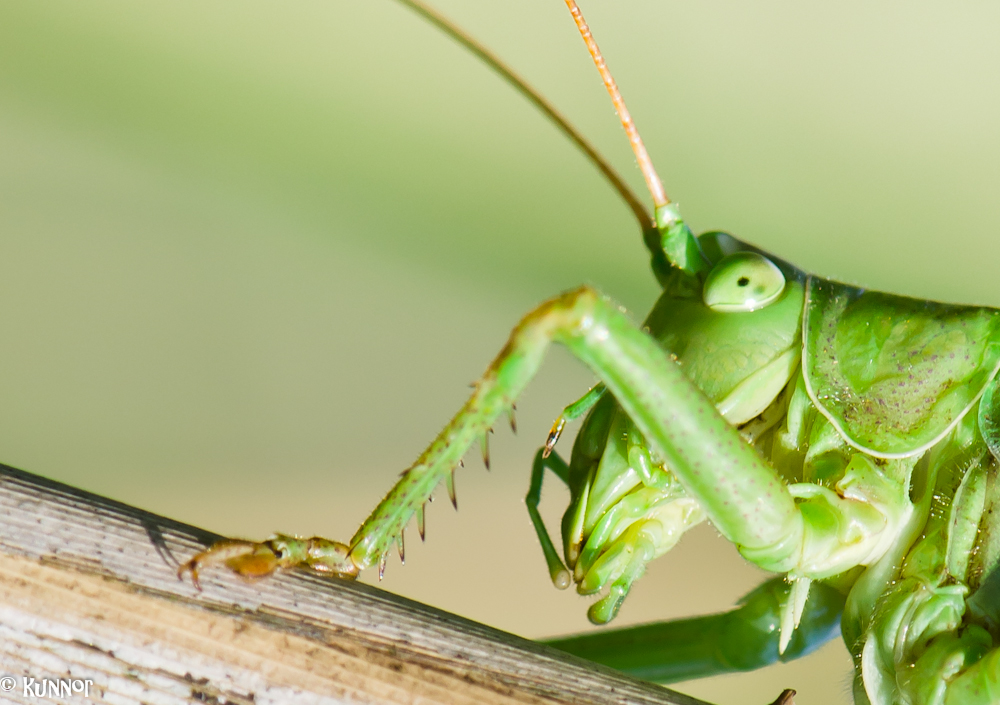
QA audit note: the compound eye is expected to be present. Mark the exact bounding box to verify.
[703,252,785,312]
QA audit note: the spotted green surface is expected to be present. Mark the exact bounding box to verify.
[804,278,1000,457]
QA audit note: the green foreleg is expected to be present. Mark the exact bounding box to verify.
[348,285,802,575]
[191,285,887,590]
[544,576,845,683]
[526,448,572,589]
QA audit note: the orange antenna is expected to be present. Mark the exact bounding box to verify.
[394,0,653,232]
[563,0,670,210]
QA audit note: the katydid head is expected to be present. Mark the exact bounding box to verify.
[551,1,812,626]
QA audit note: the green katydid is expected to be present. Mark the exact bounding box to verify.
[177,2,1000,703]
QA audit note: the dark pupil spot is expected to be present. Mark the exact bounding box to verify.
[737,277,750,287]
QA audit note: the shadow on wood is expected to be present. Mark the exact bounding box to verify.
[0,462,724,705]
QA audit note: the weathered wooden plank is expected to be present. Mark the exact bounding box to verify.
[0,462,716,705]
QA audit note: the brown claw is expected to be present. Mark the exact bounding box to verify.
[177,539,282,590]
[176,560,202,591]
[768,689,796,705]
[543,417,567,458]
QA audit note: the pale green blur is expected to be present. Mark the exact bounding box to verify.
[2,2,1000,704]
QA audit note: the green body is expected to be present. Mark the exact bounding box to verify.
[541,229,1000,705]
[346,219,1000,704]
[183,220,1000,704]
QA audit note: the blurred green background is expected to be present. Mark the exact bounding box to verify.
[3,1,1000,703]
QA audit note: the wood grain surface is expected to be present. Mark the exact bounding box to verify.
[0,462,718,705]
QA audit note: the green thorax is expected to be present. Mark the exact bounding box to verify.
[804,278,1000,458]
